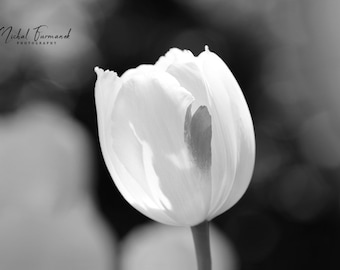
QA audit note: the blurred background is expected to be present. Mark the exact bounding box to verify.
[1,0,340,269]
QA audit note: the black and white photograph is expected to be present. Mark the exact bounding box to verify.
[0,0,340,269]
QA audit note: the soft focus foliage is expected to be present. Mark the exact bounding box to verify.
[0,103,91,212]
[0,207,115,270]
[0,0,117,111]
[0,103,116,270]
[119,222,238,270]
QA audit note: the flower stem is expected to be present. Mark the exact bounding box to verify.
[191,221,212,270]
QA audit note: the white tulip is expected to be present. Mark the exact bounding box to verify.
[94,46,255,226]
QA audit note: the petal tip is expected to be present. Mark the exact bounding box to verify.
[94,66,103,76]
[95,67,118,78]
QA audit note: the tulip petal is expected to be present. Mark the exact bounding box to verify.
[98,67,212,226]
[197,49,255,218]
[95,68,179,225]
[155,48,195,71]
[162,56,238,219]
[150,47,254,219]
[167,62,210,113]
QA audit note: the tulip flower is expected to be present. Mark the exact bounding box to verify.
[95,46,255,270]
[94,46,255,227]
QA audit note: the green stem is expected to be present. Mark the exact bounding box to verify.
[190,221,212,270]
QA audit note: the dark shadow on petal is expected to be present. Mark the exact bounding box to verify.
[184,105,212,171]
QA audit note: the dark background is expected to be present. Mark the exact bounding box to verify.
[1,0,340,269]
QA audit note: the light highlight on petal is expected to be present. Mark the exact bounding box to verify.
[197,49,255,218]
